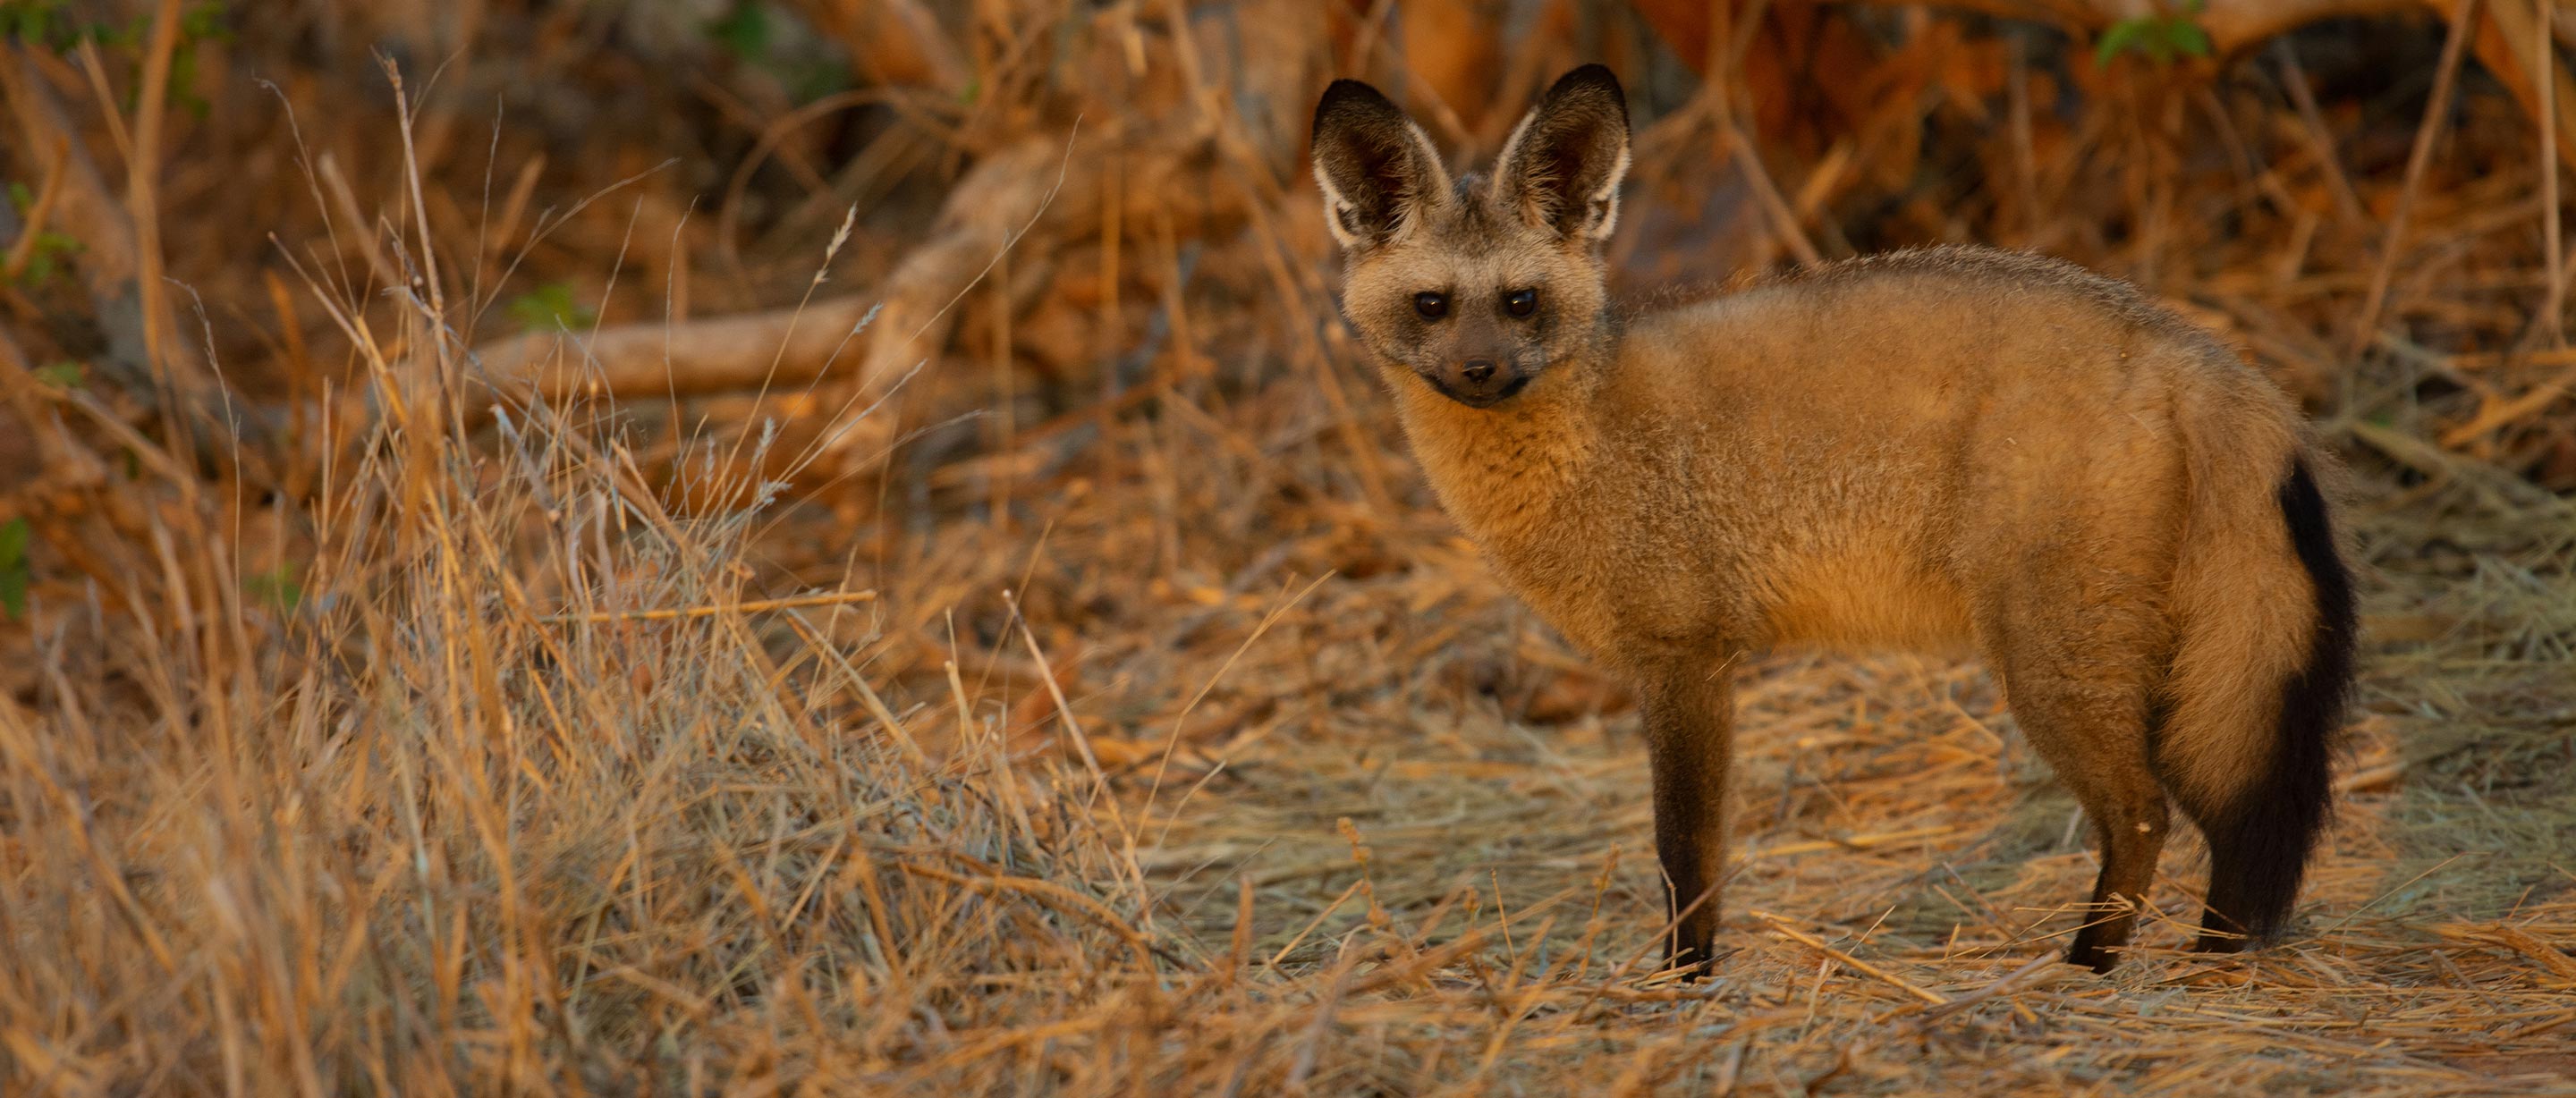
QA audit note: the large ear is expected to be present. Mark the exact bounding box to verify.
[1310,79,1451,251]
[1491,64,1631,242]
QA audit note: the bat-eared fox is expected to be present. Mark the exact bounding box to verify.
[1310,64,2356,974]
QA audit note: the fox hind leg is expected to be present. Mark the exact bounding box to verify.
[1981,567,2175,973]
[2004,668,2172,973]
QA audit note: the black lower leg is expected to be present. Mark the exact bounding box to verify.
[1640,666,1733,978]
[2062,811,2166,973]
[1655,809,1720,974]
[2065,867,2142,972]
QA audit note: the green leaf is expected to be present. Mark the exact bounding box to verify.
[180,1,227,42]
[0,0,64,46]
[2097,8,2209,66]
[170,46,208,117]
[32,361,83,389]
[13,231,84,286]
[0,517,30,621]
[246,562,302,613]
[707,2,770,59]
[507,282,598,332]
[2168,21,2213,59]
[788,57,852,102]
[2095,21,2149,67]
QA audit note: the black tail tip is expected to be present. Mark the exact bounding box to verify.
[2199,457,2356,944]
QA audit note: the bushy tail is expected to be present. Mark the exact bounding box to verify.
[2157,404,2357,949]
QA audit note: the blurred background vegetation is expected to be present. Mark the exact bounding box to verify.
[2,1,2573,1094]
[4,0,2573,521]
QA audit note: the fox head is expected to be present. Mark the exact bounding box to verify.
[1310,64,1630,409]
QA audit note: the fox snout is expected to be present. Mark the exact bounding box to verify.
[1425,357,1530,407]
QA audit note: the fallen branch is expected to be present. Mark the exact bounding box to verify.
[471,138,1085,435]
[472,293,884,400]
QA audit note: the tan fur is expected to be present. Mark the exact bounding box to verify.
[1315,69,2343,974]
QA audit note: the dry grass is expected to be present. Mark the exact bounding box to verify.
[2,2,2574,1094]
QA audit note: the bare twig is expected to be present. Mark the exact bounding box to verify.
[2350,0,2479,357]
[1750,910,1950,1007]
[541,589,878,624]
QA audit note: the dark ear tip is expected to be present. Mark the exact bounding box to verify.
[1314,78,1398,135]
[1546,63,1627,116]
[1319,79,1382,105]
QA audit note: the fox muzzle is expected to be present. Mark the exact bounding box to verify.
[1425,358,1531,408]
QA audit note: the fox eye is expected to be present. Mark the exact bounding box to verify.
[1413,291,1449,319]
[1505,289,1538,317]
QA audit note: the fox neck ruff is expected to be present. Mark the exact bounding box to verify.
[1389,356,1606,551]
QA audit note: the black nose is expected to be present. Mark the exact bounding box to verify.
[1461,359,1496,384]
